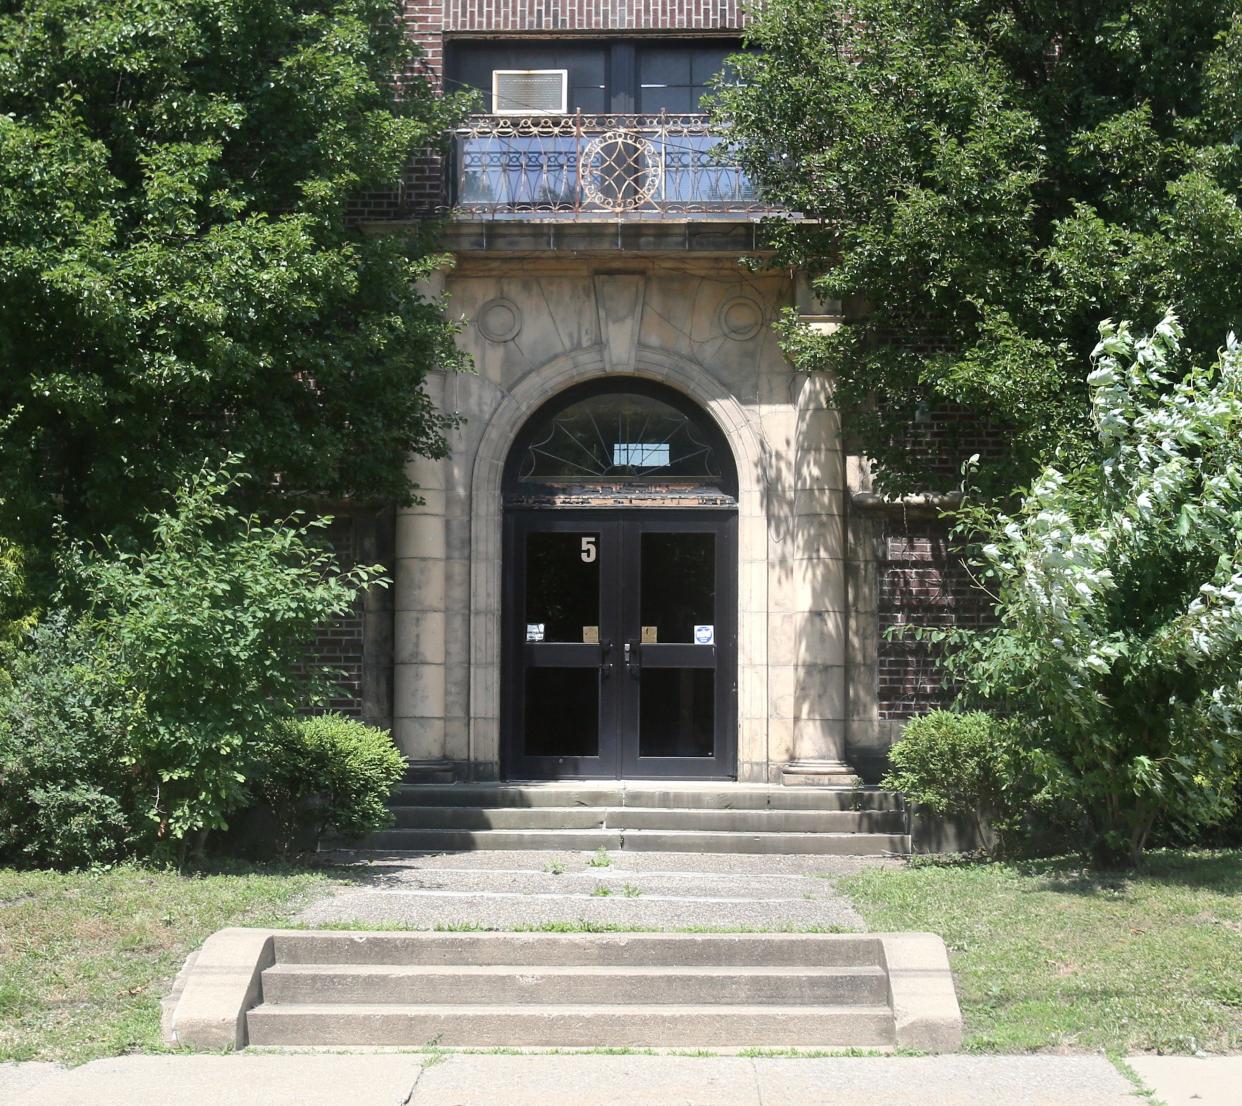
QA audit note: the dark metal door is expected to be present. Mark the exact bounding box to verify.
[503,510,736,780]
[618,512,736,779]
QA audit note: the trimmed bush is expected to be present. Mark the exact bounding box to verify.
[881,710,1014,851]
[882,711,1003,815]
[254,715,406,853]
[0,614,143,868]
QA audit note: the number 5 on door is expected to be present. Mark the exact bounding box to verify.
[580,536,597,563]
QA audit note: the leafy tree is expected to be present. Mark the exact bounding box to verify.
[949,315,1242,866]
[715,0,1242,493]
[0,0,469,581]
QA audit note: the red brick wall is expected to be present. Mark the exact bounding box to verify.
[435,0,746,32]
[296,517,366,716]
[876,515,994,720]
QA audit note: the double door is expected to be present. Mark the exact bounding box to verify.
[503,511,736,779]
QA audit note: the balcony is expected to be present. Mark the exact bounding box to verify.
[450,113,770,219]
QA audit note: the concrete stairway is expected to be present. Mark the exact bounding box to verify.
[348,783,911,856]
[241,931,929,1049]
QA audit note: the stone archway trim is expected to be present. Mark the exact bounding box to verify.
[465,343,769,780]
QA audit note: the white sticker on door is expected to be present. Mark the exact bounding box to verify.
[526,623,545,642]
[694,625,715,645]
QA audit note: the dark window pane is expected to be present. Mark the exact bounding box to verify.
[640,669,714,757]
[638,48,691,87]
[571,84,607,114]
[639,86,693,114]
[526,532,600,642]
[525,668,599,757]
[691,48,731,84]
[641,532,714,643]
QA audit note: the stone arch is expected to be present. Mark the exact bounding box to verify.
[465,343,768,778]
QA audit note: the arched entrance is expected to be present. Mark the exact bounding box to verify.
[501,378,739,780]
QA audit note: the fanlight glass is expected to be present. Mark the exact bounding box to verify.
[514,391,725,485]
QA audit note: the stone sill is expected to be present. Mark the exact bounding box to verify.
[362,217,782,255]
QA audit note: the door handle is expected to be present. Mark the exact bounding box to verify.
[624,641,640,680]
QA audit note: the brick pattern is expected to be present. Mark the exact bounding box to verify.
[439,0,746,31]
[876,516,994,720]
[891,404,1010,488]
[296,516,366,717]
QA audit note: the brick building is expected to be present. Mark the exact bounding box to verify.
[323,0,985,785]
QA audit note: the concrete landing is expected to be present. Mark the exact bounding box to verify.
[303,849,892,930]
[9,1053,1144,1106]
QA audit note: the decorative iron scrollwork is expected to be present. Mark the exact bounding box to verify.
[579,130,662,213]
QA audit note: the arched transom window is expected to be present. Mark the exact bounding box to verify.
[504,380,737,506]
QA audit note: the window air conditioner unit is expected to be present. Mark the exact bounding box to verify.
[492,70,568,115]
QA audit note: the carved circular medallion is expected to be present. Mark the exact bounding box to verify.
[477,297,522,343]
[719,296,764,341]
[581,130,662,212]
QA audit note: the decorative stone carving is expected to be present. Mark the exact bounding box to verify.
[718,295,764,341]
[593,274,646,372]
[477,297,522,343]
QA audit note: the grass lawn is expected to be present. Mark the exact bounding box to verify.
[842,849,1242,1055]
[0,863,332,1065]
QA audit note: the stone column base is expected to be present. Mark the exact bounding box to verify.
[781,759,860,787]
[402,758,458,784]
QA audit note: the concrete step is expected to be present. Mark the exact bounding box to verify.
[388,805,905,833]
[245,1002,897,1048]
[270,931,885,968]
[260,963,890,1006]
[608,808,903,833]
[391,783,901,812]
[358,827,909,855]
[391,806,608,830]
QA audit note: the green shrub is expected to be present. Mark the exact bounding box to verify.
[253,714,405,853]
[882,711,1004,815]
[67,459,384,857]
[0,614,143,868]
[947,315,1242,866]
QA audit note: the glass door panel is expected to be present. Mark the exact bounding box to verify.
[525,530,601,644]
[524,667,599,757]
[639,532,714,643]
[639,668,715,757]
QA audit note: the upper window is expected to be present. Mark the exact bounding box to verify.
[447,39,746,117]
[504,380,737,499]
[492,70,567,114]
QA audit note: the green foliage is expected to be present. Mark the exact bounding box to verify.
[948,315,1242,866]
[254,713,405,850]
[0,613,143,869]
[0,0,471,573]
[881,710,1012,842]
[0,531,35,667]
[66,457,384,854]
[716,0,1242,493]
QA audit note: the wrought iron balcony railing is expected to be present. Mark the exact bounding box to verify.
[451,113,769,217]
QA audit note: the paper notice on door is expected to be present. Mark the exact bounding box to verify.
[694,624,715,645]
[582,625,599,644]
[641,626,658,644]
[526,623,545,643]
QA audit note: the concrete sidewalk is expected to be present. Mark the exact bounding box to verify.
[1,1052,1176,1106]
[301,850,889,931]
